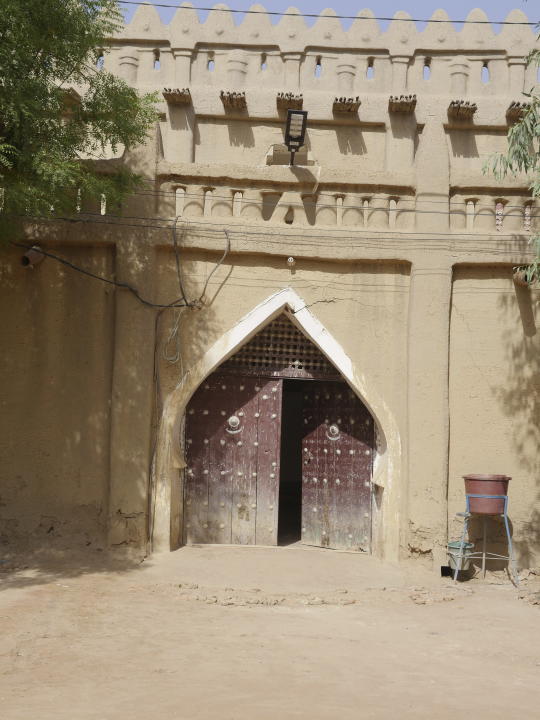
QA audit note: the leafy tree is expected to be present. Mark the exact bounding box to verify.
[489,45,540,285]
[0,0,158,238]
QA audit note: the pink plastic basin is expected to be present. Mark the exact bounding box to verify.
[463,474,510,514]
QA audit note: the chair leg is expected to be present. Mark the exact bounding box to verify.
[482,516,487,578]
[503,512,519,587]
[454,516,469,582]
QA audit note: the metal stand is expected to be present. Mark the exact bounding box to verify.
[453,494,519,586]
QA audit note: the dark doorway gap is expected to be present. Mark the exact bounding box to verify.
[277,378,330,545]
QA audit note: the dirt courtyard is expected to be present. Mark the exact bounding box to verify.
[1,544,540,720]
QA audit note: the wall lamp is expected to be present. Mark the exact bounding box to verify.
[284,109,308,166]
[21,245,45,269]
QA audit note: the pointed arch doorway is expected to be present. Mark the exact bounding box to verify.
[184,314,374,552]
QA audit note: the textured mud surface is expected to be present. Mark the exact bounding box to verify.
[1,545,540,720]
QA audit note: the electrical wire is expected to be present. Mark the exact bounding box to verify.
[162,217,191,363]
[162,222,231,362]
[162,306,184,361]
[73,202,540,223]
[11,241,190,308]
[16,209,535,241]
[11,217,232,308]
[172,215,190,304]
[118,1,538,26]
[19,178,536,213]
[15,212,537,252]
[196,227,231,302]
[130,185,540,213]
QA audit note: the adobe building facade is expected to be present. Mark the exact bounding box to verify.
[1,5,540,569]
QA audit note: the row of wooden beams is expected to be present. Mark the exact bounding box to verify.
[161,88,529,123]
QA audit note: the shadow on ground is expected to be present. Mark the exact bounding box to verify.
[0,547,149,591]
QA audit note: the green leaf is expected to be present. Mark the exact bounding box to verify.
[485,37,540,284]
[0,0,159,240]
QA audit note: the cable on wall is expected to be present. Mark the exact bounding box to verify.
[11,220,232,309]
[196,227,231,303]
[172,216,190,305]
[74,203,540,223]
[118,1,538,25]
[11,241,190,309]
[14,211,538,244]
[129,186,540,214]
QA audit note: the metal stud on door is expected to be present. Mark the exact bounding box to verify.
[301,382,374,551]
[184,374,282,546]
[254,379,282,545]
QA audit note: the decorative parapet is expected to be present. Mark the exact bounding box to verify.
[118,6,536,58]
[112,6,537,98]
[333,97,361,114]
[277,92,303,111]
[220,91,247,110]
[162,87,192,104]
[159,181,417,229]
[63,87,81,104]
[61,87,82,118]
[506,101,529,122]
[447,100,477,121]
[449,193,536,233]
[158,174,536,234]
[388,95,417,113]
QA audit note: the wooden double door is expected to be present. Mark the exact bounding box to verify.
[184,373,374,551]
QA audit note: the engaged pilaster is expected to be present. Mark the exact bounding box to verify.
[108,238,157,549]
[407,262,453,566]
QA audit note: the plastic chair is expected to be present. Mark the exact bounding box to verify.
[453,494,519,586]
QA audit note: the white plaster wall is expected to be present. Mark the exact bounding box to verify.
[4,4,540,566]
[0,246,115,548]
[152,251,410,559]
[449,267,540,568]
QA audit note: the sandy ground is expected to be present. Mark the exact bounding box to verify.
[1,544,540,720]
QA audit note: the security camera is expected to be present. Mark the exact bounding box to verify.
[21,245,45,269]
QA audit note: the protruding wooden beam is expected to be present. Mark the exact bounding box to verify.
[220,91,247,110]
[332,96,361,114]
[162,87,192,105]
[277,92,303,111]
[506,101,529,123]
[388,94,417,113]
[447,100,477,120]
